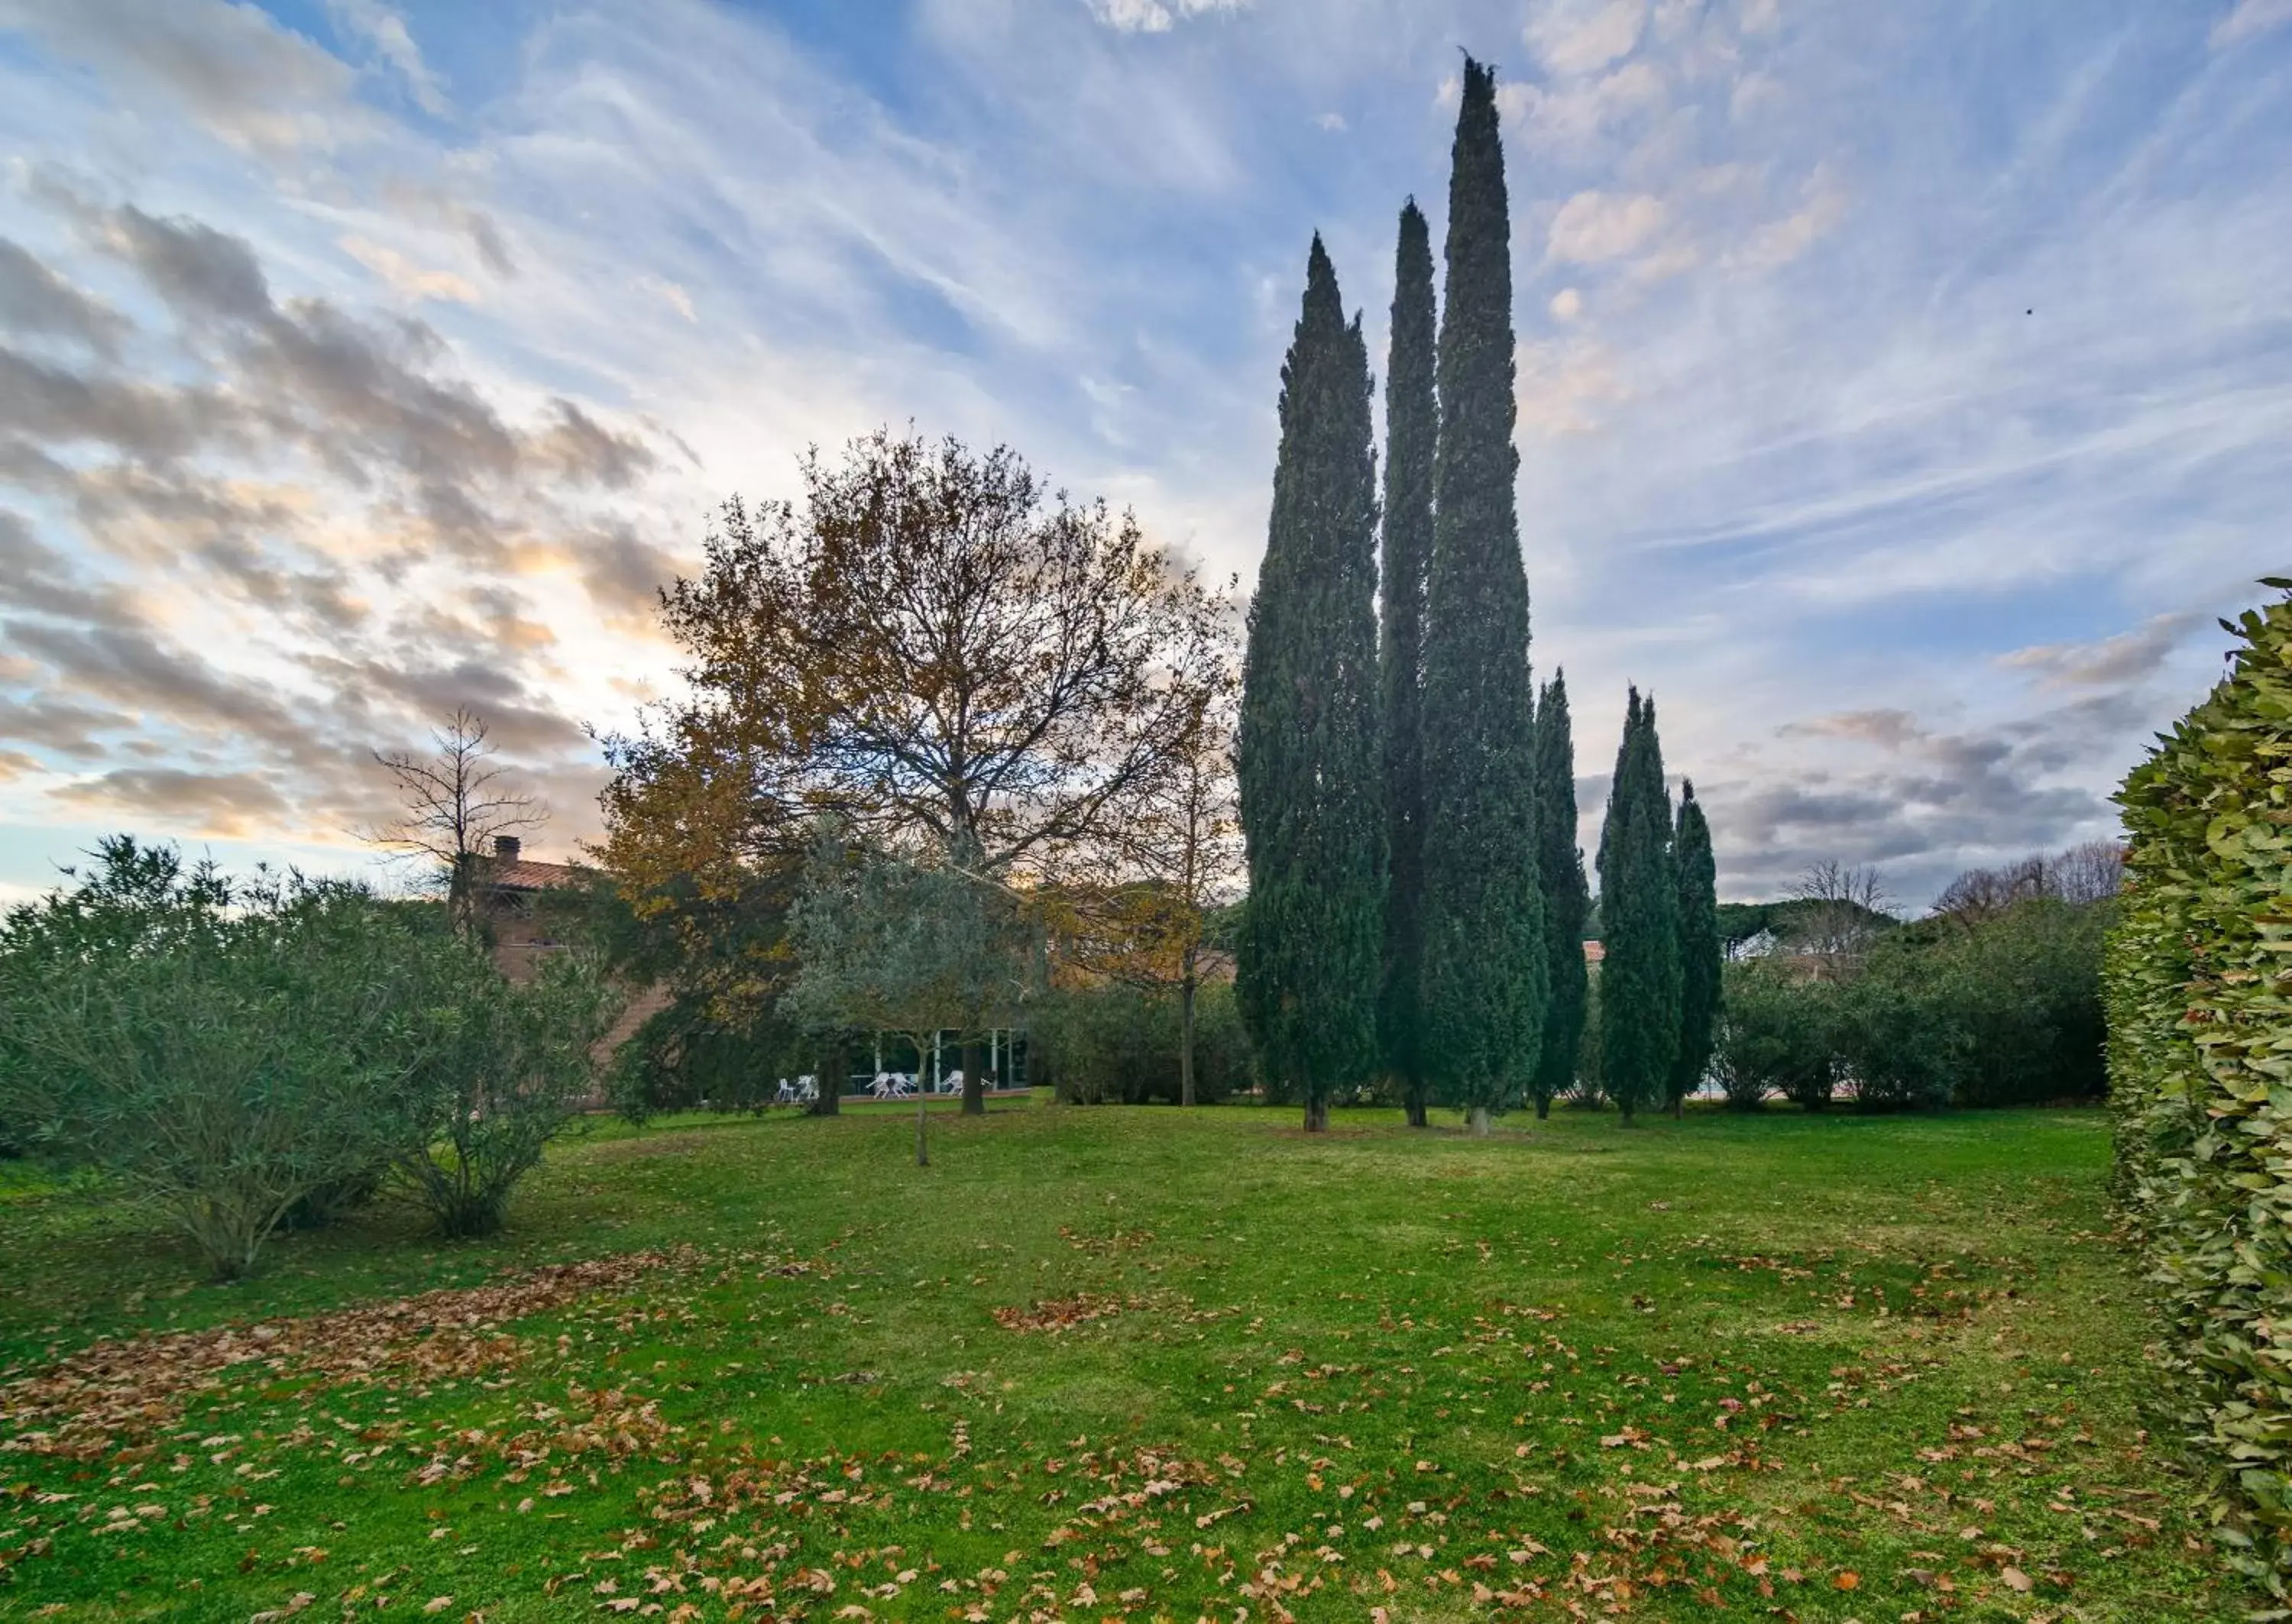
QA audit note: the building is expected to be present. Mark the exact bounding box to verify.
[476,834,585,982]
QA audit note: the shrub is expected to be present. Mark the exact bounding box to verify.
[0,840,443,1279]
[1833,974,1961,1111]
[2108,583,2292,1597]
[1859,898,2109,1107]
[1034,982,1245,1105]
[396,949,620,1239]
[1712,959,1835,1111]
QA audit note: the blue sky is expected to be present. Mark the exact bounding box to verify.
[0,0,2285,908]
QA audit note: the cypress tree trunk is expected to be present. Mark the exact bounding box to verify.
[1467,1104,1491,1137]
[915,1093,929,1166]
[1380,199,1437,1129]
[1671,782,1722,1114]
[1236,235,1386,1137]
[1419,57,1546,1130]
[961,1036,986,1115]
[1533,672,1591,1116]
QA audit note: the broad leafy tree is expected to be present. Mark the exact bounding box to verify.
[1419,57,1545,1134]
[1237,235,1385,1133]
[597,429,1230,1115]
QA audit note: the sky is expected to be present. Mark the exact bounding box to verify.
[0,0,2285,911]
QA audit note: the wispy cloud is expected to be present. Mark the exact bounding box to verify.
[0,0,2284,908]
[2213,0,2292,50]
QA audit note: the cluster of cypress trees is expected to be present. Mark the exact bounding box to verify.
[1238,55,1716,1130]
[1594,691,1723,1120]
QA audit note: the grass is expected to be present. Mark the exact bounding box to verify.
[0,1098,2225,1622]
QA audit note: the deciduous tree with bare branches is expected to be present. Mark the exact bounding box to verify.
[1784,859,1894,969]
[1041,666,1241,1106]
[369,708,546,939]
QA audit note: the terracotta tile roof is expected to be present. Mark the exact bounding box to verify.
[1582,940,1606,964]
[487,858,587,891]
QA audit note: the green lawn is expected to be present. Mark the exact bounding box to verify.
[0,1100,2222,1622]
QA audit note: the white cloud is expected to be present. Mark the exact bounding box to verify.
[2213,0,2292,47]
[1500,60,1667,155]
[338,234,480,301]
[1527,0,1650,76]
[1315,111,1347,131]
[1730,163,1848,269]
[1548,189,1669,262]
[1739,0,1782,37]
[636,273,697,322]
[0,0,376,156]
[327,0,450,116]
[1549,286,1585,322]
[1085,0,1245,34]
[1517,336,1630,435]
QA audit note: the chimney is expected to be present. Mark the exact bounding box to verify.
[493,836,521,865]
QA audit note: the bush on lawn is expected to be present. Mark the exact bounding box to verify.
[2109,582,2292,1597]
[1831,972,1962,1111]
[396,948,620,1239]
[1712,959,1836,1110]
[0,839,441,1277]
[0,836,616,1276]
[1034,981,1245,1105]
[1857,898,2111,1107]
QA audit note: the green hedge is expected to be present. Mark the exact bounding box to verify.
[2109,582,2292,1596]
[1032,981,1246,1105]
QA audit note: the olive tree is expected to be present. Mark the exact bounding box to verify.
[0,839,442,1278]
[782,830,1035,1166]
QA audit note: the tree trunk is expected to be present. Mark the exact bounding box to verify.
[1535,1095,1551,1120]
[961,1036,986,1116]
[915,1094,929,1166]
[1672,1092,1684,1119]
[1403,1081,1428,1128]
[1468,1103,1491,1137]
[1180,969,1198,1108]
[1304,1093,1329,1133]
[811,1038,843,1117]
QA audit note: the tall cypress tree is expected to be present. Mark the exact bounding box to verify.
[1420,57,1545,1135]
[1532,670,1590,1118]
[1670,780,1721,1116]
[1379,199,1437,1130]
[1237,234,1385,1134]
[1597,689,1680,1122]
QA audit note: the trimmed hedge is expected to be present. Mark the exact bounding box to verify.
[2109,582,2292,1596]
